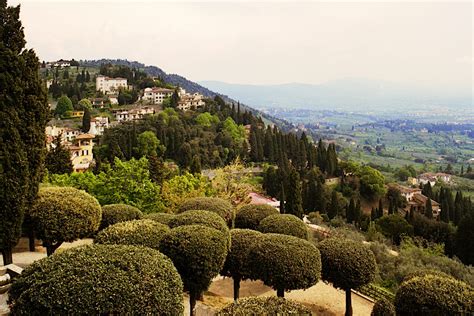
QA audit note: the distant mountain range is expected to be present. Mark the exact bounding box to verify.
[199,79,472,113]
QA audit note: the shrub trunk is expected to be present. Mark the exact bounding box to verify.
[345,288,353,316]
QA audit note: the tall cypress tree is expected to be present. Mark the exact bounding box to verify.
[425,198,433,219]
[0,0,50,264]
[377,199,384,218]
[346,198,355,224]
[286,167,303,218]
[81,107,91,133]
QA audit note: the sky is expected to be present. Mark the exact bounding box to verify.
[9,0,473,96]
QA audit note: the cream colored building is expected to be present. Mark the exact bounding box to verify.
[69,134,95,172]
[177,92,205,111]
[96,75,128,94]
[142,87,173,104]
[114,106,155,122]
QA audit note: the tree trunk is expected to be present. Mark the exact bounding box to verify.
[345,289,352,316]
[233,276,241,302]
[189,292,197,316]
[29,234,35,252]
[277,288,285,298]
[45,242,62,256]
[2,247,13,265]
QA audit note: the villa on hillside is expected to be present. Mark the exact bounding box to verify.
[394,184,442,218]
[417,172,452,186]
[113,106,156,122]
[142,87,174,105]
[96,75,128,94]
[89,116,109,136]
[177,93,205,111]
[69,134,95,172]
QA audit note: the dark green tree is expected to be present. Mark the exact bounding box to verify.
[45,135,73,175]
[455,211,474,265]
[425,198,433,219]
[346,198,355,224]
[55,95,73,117]
[0,0,50,264]
[170,88,180,108]
[286,167,303,218]
[81,107,91,133]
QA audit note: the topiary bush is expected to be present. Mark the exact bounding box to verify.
[99,204,143,230]
[144,212,175,226]
[217,296,311,315]
[168,210,229,235]
[371,298,396,316]
[248,233,321,297]
[235,204,279,230]
[27,186,102,255]
[221,229,265,300]
[402,269,451,283]
[395,275,474,315]
[159,225,228,315]
[178,197,235,227]
[257,214,309,240]
[318,238,377,316]
[8,244,184,315]
[95,219,169,250]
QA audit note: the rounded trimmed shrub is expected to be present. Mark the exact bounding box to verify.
[217,296,311,315]
[235,204,279,230]
[318,238,376,315]
[402,269,451,283]
[28,186,102,255]
[95,219,169,250]
[99,204,143,230]
[395,275,474,315]
[8,244,184,315]
[371,298,395,316]
[159,225,228,312]
[144,212,175,226]
[221,229,265,300]
[168,210,229,235]
[248,233,321,297]
[178,197,235,227]
[258,214,308,240]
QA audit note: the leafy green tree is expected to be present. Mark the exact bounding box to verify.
[217,297,311,315]
[95,219,169,250]
[318,238,377,316]
[357,165,386,200]
[376,214,413,245]
[286,167,303,218]
[328,190,345,219]
[9,245,184,315]
[99,204,143,230]
[81,107,91,132]
[223,117,246,144]
[27,187,102,255]
[136,131,164,157]
[425,198,433,219]
[258,214,308,240]
[248,233,321,297]
[221,229,264,301]
[55,95,73,117]
[0,0,50,264]
[77,98,92,110]
[235,204,279,230]
[455,211,474,265]
[394,275,474,315]
[160,225,228,316]
[170,88,180,108]
[195,112,219,127]
[45,135,73,175]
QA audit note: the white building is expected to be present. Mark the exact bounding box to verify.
[114,106,155,122]
[89,116,109,136]
[96,75,128,94]
[142,87,174,104]
[177,92,205,111]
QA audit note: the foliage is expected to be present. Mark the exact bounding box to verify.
[216,296,311,316]
[8,245,184,315]
[318,238,376,290]
[159,225,228,310]
[144,212,175,225]
[394,275,474,315]
[136,131,165,157]
[45,135,73,175]
[258,214,309,240]
[235,204,279,230]
[55,95,73,117]
[0,0,50,264]
[168,210,229,236]
[371,298,396,316]
[356,165,386,199]
[455,211,474,265]
[77,98,92,110]
[221,229,264,281]
[160,172,211,211]
[222,117,246,144]
[95,219,169,250]
[195,112,219,127]
[409,213,456,256]
[27,186,101,255]
[248,233,321,296]
[178,197,235,227]
[47,157,163,213]
[208,160,254,207]
[99,204,143,230]
[376,214,413,244]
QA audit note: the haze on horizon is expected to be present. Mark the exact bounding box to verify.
[10,0,473,98]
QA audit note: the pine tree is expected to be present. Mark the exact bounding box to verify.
[377,199,384,218]
[422,182,433,199]
[170,88,180,108]
[425,198,433,219]
[328,190,340,219]
[81,107,91,133]
[279,184,286,214]
[149,155,166,185]
[286,167,303,218]
[1,1,50,264]
[346,198,355,224]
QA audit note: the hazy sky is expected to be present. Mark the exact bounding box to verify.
[10,0,473,95]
